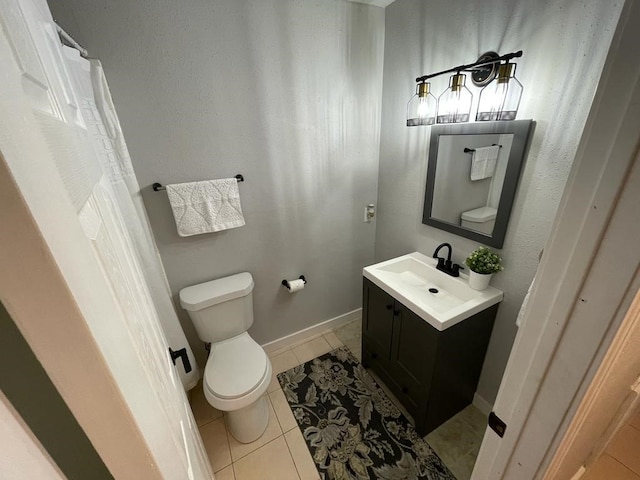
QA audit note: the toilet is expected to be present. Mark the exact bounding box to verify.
[460,206,497,235]
[180,272,272,443]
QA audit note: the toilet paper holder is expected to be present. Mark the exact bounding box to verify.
[282,275,307,290]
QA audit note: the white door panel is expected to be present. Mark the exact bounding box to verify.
[0,0,212,478]
[0,0,56,115]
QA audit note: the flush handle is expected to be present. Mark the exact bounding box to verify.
[169,347,192,374]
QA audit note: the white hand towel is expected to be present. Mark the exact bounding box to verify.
[470,145,500,181]
[166,178,245,237]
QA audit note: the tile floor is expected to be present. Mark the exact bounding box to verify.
[190,318,486,479]
[582,405,640,480]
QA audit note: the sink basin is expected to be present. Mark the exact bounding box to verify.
[363,252,503,331]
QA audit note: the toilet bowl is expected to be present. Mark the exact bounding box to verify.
[180,272,272,443]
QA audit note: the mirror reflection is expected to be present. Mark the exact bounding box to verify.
[431,133,514,236]
[423,120,533,248]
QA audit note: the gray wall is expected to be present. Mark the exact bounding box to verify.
[50,0,385,365]
[377,0,622,404]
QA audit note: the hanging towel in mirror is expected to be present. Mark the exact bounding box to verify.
[166,178,245,236]
[470,145,500,181]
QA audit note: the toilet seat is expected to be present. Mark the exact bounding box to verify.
[203,332,272,411]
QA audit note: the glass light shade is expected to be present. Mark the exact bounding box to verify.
[407,82,437,126]
[476,63,523,121]
[436,73,473,124]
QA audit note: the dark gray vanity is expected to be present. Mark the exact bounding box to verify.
[361,252,502,436]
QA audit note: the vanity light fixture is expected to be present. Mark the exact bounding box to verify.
[407,81,437,126]
[476,62,523,121]
[408,50,523,126]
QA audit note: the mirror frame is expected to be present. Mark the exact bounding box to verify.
[422,120,534,248]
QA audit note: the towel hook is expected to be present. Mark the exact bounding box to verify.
[152,174,244,192]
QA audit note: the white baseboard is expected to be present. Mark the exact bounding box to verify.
[262,308,361,354]
[473,392,493,416]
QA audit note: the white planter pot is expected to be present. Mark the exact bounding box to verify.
[469,270,492,290]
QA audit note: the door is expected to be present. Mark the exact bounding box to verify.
[544,289,640,479]
[472,2,640,477]
[362,278,395,363]
[389,302,438,425]
[0,0,211,478]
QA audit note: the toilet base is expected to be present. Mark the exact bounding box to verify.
[226,394,269,443]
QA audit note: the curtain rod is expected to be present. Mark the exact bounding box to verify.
[54,21,88,58]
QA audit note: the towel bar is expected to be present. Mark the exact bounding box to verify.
[152,174,244,192]
[464,144,502,153]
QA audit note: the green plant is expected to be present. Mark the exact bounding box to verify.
[465,246,504,274]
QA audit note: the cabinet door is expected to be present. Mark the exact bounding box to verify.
[390,303,439,406]
[362,279,394,361]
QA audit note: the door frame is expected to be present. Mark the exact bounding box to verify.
[543,288,640,479]
[472,0,640,478]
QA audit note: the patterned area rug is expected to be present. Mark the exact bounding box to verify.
[277,347,456,480]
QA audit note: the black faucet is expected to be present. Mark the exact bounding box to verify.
[433,243,463,277]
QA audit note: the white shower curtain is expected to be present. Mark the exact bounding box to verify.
[62,46,199,389]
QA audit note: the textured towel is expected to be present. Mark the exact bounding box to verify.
[470,145,500,181]
[166,179,245,237]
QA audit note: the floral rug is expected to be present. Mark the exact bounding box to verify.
[277,346,456,480]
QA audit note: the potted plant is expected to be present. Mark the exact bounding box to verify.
[465,246,503,290]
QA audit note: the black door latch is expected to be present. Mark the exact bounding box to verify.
[169,347,192,374]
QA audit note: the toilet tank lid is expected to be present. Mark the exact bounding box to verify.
[180,272,254,311]
[461,206,497,223]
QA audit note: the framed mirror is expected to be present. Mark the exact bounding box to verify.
[422,120,533,248]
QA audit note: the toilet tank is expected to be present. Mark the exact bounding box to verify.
[179,272,254,343]
[460,206,497,235]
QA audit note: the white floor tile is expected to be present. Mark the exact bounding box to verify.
[215,464,236,480]
[199,417,231,472]
[291,337,332,364]
[227,396,283,462]
[234,437,299,480]
[323,331,343,349]
[268,349,300,393]
[270,388,298,433]
[285,427,320,480]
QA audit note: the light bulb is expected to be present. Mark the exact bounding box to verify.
[417,96,430,119]
[437,73,472,124]
[477,62,523,121]
[407,82,437,126]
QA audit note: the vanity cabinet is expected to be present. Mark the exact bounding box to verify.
[361,277,498,436]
